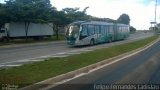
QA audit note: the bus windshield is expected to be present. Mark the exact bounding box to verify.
[67,25,79,38]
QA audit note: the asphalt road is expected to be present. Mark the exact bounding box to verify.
[0,31,154,67]
[49,36,160,90]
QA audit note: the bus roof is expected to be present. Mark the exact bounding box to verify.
[69,20,129,26]
[82,21,113,26]
[69,20,114,26]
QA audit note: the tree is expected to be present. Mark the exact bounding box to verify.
[49,7,89,40]
[62,7,89,22]
[82,6,89,13]
[0,3,14,28]
[117,13,130,25]
[5,0,52,40]
[0,4,6,29]
[49,9,69,40]
[130,26,136,33]
[62,7,80,22]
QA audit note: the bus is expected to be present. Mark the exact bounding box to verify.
[65,21,130,46]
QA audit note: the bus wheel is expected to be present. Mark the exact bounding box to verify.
[90,39,95,46]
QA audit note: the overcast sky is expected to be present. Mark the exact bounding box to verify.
[51,0,160,30]
[0,0,159,30]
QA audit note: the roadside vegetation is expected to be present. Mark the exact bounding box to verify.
[0,0,136,42]
[0,35,158,88]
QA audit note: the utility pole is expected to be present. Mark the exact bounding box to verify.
[155,0,157,24]
[154,0,157,32]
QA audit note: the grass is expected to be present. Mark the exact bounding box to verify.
[0,34,65,46]
[0,36,158,88]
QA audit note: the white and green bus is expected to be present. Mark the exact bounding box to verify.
[66,21,130,46]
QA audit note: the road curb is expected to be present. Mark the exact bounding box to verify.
[20,36,160,90]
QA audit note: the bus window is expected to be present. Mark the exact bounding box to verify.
[101,26,105,34]
[88,25,94,35]
[122,27,124,32]
[80,25,88,39]
[105,26,109,34]
[95,25,100,34]
[109,25,113,34]
[68,25,80,38]
[120,26,122,32]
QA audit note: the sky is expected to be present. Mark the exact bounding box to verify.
[0,0,159,30]
[51,0,160,30]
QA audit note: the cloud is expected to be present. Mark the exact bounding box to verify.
[51,0,159,30]
[1,0,158,30]
[0,0,4,3]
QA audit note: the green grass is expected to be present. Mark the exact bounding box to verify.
[0,34,65,46]
[0,36,158,88]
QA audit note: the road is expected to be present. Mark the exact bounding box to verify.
[0,31,154,68]
[49,35,160,90]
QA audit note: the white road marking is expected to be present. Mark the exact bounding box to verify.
[46,37,159,90]
[0,49,92,68]
[0,64,22,68]
[0,33,155,69]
